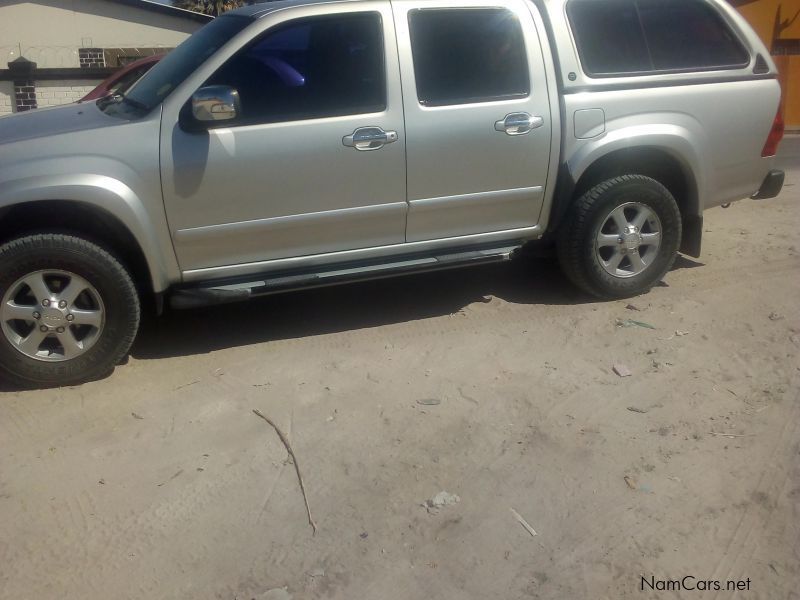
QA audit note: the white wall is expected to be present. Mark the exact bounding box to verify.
[35,79,102,107]
[0,80,13,115]
[0,0,204,67]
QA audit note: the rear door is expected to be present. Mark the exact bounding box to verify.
[392,0,553,242]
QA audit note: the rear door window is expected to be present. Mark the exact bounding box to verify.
[408,8,530,106]
[567,0,750,77]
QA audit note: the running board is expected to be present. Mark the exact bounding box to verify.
[170,245,520,309]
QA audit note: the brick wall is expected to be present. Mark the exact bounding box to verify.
[35,80,102,107]
[0,80,13,116]
[14,80,37,111]
[79,48,106,68]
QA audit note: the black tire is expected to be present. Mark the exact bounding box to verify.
[557,175,682,299]
[0,234,140,387]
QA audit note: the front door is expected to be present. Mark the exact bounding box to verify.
[393,0,553,242]
[161,2,407,275]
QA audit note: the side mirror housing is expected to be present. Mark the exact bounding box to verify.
[182,85,241,131]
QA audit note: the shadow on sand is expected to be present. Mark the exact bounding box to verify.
[0,255,705,391]
[130,254,704,361]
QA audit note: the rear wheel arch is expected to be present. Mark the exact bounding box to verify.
[572,147,698,219]
[552,146,702,256]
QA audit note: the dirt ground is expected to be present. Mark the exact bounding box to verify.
[1,139,798,600]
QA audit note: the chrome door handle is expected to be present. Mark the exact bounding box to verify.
[343,126,398,151]
[494,113,544,136]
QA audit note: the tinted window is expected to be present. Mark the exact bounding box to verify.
[567,0,749,76]
[408,8,529,106]
[110,64,156,97]
[125,15,251,111]
[566,0,651,75]
[206,13,385,124]
[638,0,749,70]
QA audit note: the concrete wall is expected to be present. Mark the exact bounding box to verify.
[774,56,800,132]
[0,80,13,115]
[735,0,800,129]
[736,0,800,48]
[35,79,102,107]
[0,0,204,67]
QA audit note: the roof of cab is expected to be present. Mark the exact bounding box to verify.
[226,0,561,20]
[226,0,357,19]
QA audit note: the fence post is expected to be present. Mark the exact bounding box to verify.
[8,56,37,112]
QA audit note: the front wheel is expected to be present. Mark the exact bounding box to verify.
[557,175,682,299]
[0,234,140,387]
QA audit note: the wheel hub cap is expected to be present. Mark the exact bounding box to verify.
[595,202,663,278]
[41,307,66,327]
[621,226,642,251]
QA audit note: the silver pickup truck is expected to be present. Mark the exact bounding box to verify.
[0,0,786,386]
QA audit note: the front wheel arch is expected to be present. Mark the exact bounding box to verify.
[0,200,157,303]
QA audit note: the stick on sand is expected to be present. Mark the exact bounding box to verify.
[253,409,317,535]
[510,507,537,537]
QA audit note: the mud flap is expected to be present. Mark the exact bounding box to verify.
[680,214,702,258]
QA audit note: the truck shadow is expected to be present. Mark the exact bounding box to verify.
[131,258,586,360]
[129,255,703,361]
[0,255,705,390]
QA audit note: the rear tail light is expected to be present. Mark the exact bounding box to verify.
[762,107,785,157]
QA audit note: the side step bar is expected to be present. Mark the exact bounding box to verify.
[170,245,520,310]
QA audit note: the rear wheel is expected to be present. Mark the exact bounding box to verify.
[557,175,682,298]
[0,234,140,387]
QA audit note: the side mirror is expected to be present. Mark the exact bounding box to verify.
[190,85,241,124]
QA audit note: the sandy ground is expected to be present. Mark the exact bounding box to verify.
[1,139,798,600]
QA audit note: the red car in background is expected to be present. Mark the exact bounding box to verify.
[80,55,163,102]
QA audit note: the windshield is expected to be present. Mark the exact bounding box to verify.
[121,14,252,112]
